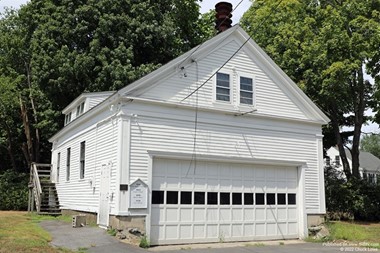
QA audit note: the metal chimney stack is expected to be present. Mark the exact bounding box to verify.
[215,2,233,33]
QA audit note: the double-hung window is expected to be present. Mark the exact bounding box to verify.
[216,73,230,102]
[240,76,253,105]
[76,102,84,117]
[57,152,61,182]
[65,112,72,125]
[66,148,71,181]
[80,141,85,179]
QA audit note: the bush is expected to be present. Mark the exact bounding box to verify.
[325,166,380,221]
[0,170,29,210]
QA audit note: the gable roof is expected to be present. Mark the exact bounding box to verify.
[345,149,380,172]
[115,25,329,124]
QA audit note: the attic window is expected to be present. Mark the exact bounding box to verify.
[240,77,253,105]
[216,73,230,102]
[76,102,85,116]
[64,112,72,125]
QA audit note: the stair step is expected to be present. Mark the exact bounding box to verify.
[38,212,61,216]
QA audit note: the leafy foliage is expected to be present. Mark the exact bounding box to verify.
[361,134,380,159]
[325,165,380,221]
[0,0,210,172]
[0,170,29,210]
[241,0,380,179]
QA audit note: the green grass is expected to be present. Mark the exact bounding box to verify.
[328,222,380,247]
[307,221,380,249]
[107,228,117,236]
[0,211,78,253]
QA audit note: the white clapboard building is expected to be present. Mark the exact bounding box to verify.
[49,24,329,245]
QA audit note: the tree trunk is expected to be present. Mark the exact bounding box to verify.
[350,67,366,179]
[25,62,40,163]
[330,105,352,179]
[20,97,33,167]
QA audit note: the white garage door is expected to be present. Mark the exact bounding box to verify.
[150,158,299,245]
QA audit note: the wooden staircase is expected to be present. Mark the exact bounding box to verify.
[28,163,61,216]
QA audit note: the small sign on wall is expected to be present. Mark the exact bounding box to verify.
[129,179,148,209]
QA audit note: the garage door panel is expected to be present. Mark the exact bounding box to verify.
[180,225,192,239]
[207,224,218,238]
[151,159,299,245]
[180,208,192,222]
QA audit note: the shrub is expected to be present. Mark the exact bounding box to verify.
[0,170,29,210]
[325,166,380,221]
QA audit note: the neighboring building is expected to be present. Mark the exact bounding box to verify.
[325,146,380,183]
[49,25,329,245]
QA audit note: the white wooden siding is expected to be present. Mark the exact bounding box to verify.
[52,109,119,214]
[126,103,322,213]
[88,96,109,110]
[139,39,308,121]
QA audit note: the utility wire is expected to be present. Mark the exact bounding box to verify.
[181,0,283,103]
[177,0,245,69]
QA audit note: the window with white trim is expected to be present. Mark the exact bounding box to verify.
[66,147,71,181]
[240,76,253,105]
[216,73,230,102]
[65,112,72,125]
[57,152,61,182]
[80,141,85,179]
[76,102,85,117]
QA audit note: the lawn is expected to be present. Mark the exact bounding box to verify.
[324,221,380,248]
[0,211,75,253]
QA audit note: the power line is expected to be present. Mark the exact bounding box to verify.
[181,0,284,103]
[177,0,245,69]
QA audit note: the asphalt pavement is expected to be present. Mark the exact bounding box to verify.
[40,220,350,253]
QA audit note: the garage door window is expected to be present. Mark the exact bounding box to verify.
[220,192,230,205]
[288,193,296,205]
[167,191,178,204]
[256,193,265,205]
[232,193,242,205]
[194,192,205,204]
[277,193,286,205]
[207,192,218,205]
[267,193,276,205]
[181,191,192,204]
[152,191,164,204]
[244,193,254,205]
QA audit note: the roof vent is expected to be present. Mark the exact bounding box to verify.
[215,2,233,33]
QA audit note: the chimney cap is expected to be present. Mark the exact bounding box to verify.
[215,2,233,33]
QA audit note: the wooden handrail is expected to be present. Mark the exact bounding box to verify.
[31,163,43,213]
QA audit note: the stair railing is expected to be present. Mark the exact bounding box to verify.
[28,163,43,213]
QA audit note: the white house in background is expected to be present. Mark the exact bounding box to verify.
[326,146,380,183]
[49,25,329,245]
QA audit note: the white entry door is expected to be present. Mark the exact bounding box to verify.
[150,158,299,245]
[98,163,111,227]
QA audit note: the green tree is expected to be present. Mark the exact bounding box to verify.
[361,134,380,159]
[241,0,380,179]
[0,0,210,171]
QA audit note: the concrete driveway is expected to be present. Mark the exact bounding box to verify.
[40,220,347,253]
